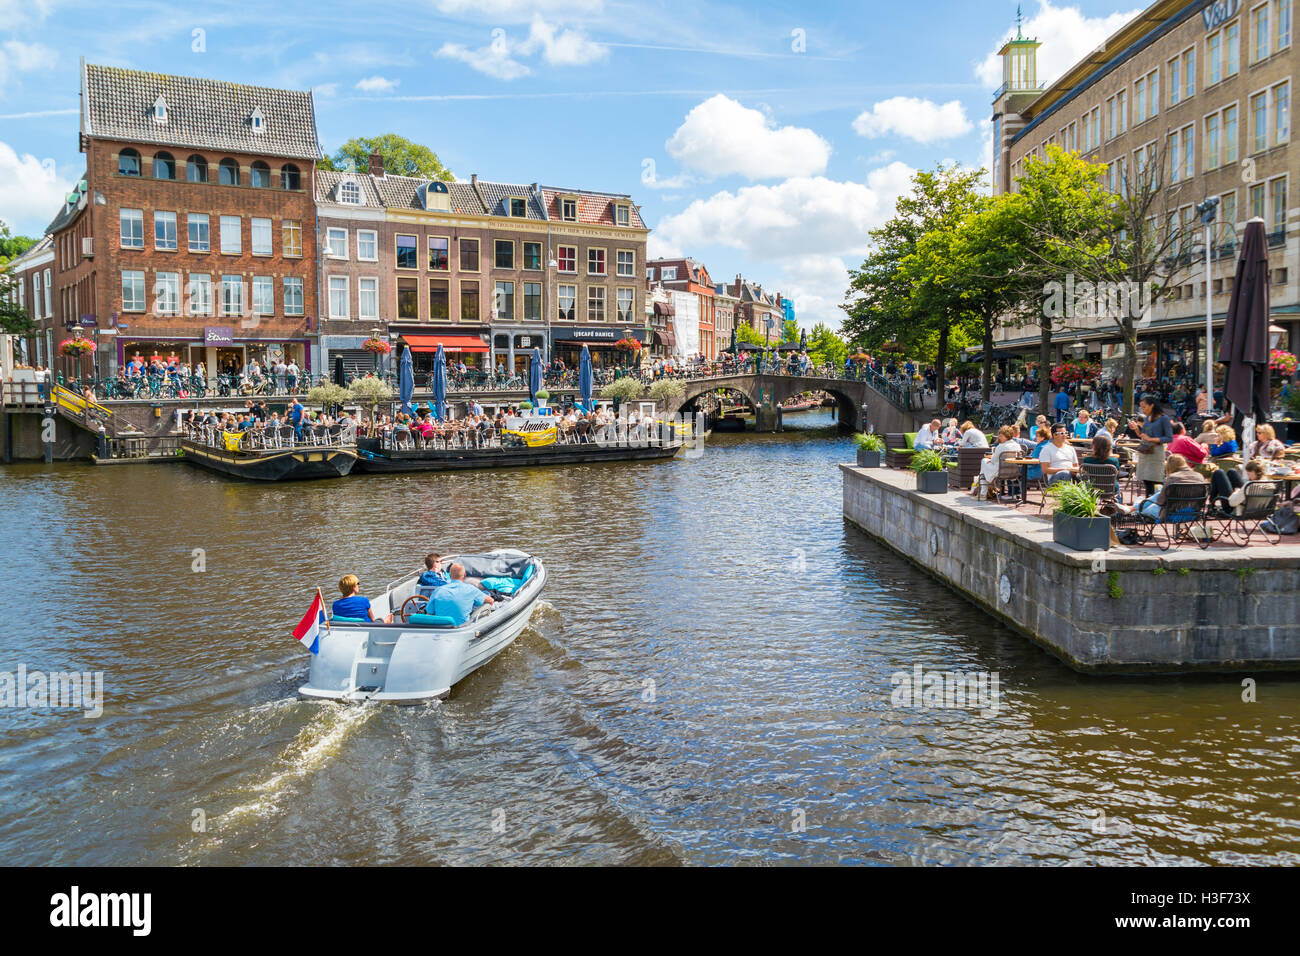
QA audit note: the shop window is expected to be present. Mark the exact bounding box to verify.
[429,279,449,320]
[397,278,419,319]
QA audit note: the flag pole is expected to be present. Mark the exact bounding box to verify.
[317,586,331,632]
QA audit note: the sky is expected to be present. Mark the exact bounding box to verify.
[0,0,1145,329]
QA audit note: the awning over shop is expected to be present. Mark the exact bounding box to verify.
[653,302,676,317]
[653,329,676,348]
[403,334,489,353]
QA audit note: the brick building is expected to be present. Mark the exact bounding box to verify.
[726,274,784,342]
[46,61,321,378]
[646,257,717,359]
[3,236,55,367]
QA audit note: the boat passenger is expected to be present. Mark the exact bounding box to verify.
[332,574,393,623]
[430,564,494,626]
[418,553,450,588]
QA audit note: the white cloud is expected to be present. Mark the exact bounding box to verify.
[646,234,683,260]
[975,1,1142,90]
[852,96,973,144]
[0,141,74,236]
[437,40,531,80]
[436,17,606,79]
[312,82,340,99]
[665,95,831,180]
[0,40,56,89]
[0,0,55,29]
[355,75,400,93]
[524,15,608,66]
[432,0,602,20]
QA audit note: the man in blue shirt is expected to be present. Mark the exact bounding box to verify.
[418,553,450,588]
[431,564,494,625]
[1053,388,1071,423]
[288,399,304,439]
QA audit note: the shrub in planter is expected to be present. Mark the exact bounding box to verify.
[909,449,948,493]
[853,432,885,467]
[1048,481,1110,551]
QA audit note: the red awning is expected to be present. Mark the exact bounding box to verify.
[404,334,489,353]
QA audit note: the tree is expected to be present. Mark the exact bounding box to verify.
[806,323,848,368]
[735,323,765,346]
[844,165,989,401]
[319,134,453,180]
[781,318,799,344]
[0,220,37,268]
[0,220,35,335]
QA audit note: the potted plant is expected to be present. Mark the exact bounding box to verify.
[853,432,885,467]
[909,448,948,493]
[1048,481,1110,551]
[361,336,391,355]
[59,338,95,357]
[600,376,643,411]
[534,389,550,412]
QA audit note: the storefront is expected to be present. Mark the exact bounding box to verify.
[490,331,548,376]
[399,328,491,375]
[551,326,650,369]
[117,326,310,378]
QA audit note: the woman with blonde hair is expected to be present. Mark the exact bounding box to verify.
[1247,423,1285,460]
[1209,424,1239,458]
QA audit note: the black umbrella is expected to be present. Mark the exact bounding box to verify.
[332,354,345,386]
[799,328,807,350]
[1218,218,1271,423]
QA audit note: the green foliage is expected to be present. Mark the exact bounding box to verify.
[0,220,37,268]
[1283,387,1300,416]
[909,449,945,473]
[854,432,885,452]
[1152,566,1167,576]
[647,379,684,403]
[348,376,394,405]
[734,323,766,347]
[0,220,37,334]
[319,134,452,180]
[1048,480,1103,518]
[600,377,644,402]
[781,318,799,344]
[806,323,848,367]
[1176,567,1191,576]
[1107,571,1123,599]
[307,384,350,408]
[534,389,550,401]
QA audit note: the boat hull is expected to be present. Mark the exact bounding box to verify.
[182,440,357,481]
[353,438,681,473]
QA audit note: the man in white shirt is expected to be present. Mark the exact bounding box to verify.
[913,419,942,449]
[1038,424,1079,485]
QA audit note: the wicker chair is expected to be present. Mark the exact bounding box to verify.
[948,445,987,490]
[885,432,915,469]
[993,456,1024,504]
[1130,482,1212,551]
[1214,480,1285,546]
[1080,462,1121,503]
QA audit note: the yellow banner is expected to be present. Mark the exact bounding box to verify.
[504,427,556,448]
[222,431,246,452]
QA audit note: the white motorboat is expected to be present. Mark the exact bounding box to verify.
[299,550,545,703]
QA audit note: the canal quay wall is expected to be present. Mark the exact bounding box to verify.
[840,465,1300,675]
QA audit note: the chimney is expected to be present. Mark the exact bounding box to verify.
[368,151,385,178]
[471,173,477,185]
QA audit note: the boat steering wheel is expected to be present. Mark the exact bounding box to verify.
[399,594,429,623]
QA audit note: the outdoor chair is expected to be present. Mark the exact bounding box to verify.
[1128,482,1212,551]
[885,432,914,469]
[948,445,986,490]
[1081,462,1121,504]
[993,456,1023,504]
[1213,480,1284,546]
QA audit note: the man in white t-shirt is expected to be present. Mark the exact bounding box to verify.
[913,419,942,449]
[1037,424,1079,485]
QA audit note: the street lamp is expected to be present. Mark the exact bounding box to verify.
[1196,196,1220,414]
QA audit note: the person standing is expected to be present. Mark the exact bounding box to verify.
[1053,386,1071,424]
[1133,395,1173,496]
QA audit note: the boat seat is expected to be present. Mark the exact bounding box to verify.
[408,613,460,628]
[330,616,368,625]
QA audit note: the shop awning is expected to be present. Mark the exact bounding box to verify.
[653,302,676,316]
[403,334,489,353]
[654,329,676,348]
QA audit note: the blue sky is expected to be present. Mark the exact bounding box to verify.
[0,0,1143,326]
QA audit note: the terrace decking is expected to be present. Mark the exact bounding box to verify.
[841,464,1300,675]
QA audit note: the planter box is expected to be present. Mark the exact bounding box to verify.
[1053,512,1112,551]
[856,449,882,468]
[915,470,948,494]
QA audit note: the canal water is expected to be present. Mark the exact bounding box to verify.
[1,409,1297,865]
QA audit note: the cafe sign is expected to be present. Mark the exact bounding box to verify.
[1202,0,1240,30]
[204,326,234,345]
[79,314,97,328]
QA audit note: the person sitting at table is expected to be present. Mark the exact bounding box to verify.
[1038,424,1080,486]
[1028,415,1050,442]
[1218,460,1270,514]
[1136,454,1206,520]
[979,425,1022,498]
[430,563,494,626]
[1246,424,1285,461]
[1082,432,1120,469]
[1101,418,1120,440]
[913,419,942,450]
[958,421,988,449]
[1168,421,1208,467]
[1208,425,1239,458]
[1194,419,1219,446]
[940,418,961,444]
[332,574,393,623]
[1071,409,1099,440]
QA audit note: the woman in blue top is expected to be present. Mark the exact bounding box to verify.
[331,574,393,623]
[1208,425,1239,458]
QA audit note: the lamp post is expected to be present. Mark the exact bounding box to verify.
[1197,196,1220,415]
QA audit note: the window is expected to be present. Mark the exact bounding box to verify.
[221,275,244,317]
[1270,176,1287,230]
[616,250,635,277]
[1221,190,1237,232]
[557,284,576,321]
[250,107,264,132]
[588,248,606,275]
[1279,0,1293,50]
[1134,142,1157,186]
[494,240,514,270]
[1252,91,1269,151]
[561,198,577,221]
[251,218,272,256]
[186,155,208,183]
[281,164,301,190]
[328,277,349,319]
[1227,19,1241,74]
[508,197,526,217]
[42,269,50,317]
[153,151,176,180]
[523,281,541,321]
[616,204,630,226]
[1225,103,1240,162]
[662,266,678,281]
[284,277,304,316]
[459,238,479,271]
[122,271,146,311]
[251,276,274,315]
[250,161,271,188]
[326,228,348,259]
[587,286,606,322]
[1169,55,1181,106]
[1134,77,1147,123]
[218,159,239,186]
[556,245,577,273]
[359,278,378,321]
[32,272,41,320]
[154,211,177,251]
[429,236,449,270]
[397,234,418,269]
[188,213,210,252]
[283,220,302,258]
[1183,47,1195,99]
[118,148,141,176]
[522,241,542,270]
[1254,3,1270,61]
[1206,113,1221,170]
[340,181,361,204]
[357,230,377,261]
[1275,80,1291,144]
[1170,125,1194,182]
[220,216,241,255]
[120,208,144,249]
[153,96,167,123]
[1251,181,1266,220]
[189,274,212,316]
[429,279,450,320]
[461,280,480,321]
[494,280,514,319]
[1209,31,1222,85]
[617,288,634,323]
[155,272,180,314]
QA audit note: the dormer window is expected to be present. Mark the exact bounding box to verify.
[339,180,361,204]
[662,266,678,281]
[250,107,265,132]
[615,203,630,227]
[507,197,526,217]
[561,198,578,221]
[153,96,167,124]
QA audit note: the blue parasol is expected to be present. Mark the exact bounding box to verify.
[399,347,414,416]
[579,345,593,412]
[432,344,448,421]
[529,346,543,409]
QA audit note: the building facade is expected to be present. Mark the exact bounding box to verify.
[647,257,717,359]
[46,62,321,379]
[3,236,55,367]
[992,0,1298,384]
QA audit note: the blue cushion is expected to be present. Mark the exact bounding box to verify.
[409,613,459,627]
[330,616,368,625]
[520,563,535,584]
[479,576,519,594]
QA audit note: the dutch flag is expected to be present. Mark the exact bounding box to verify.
[293,590,328,654]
